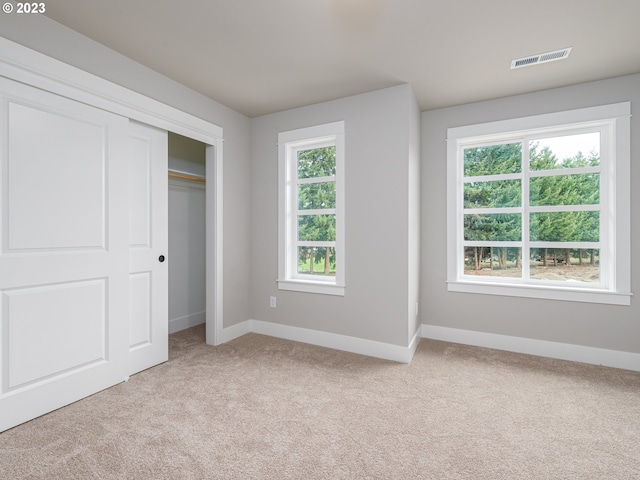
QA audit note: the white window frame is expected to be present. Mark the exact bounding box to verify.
[278,121,345,295]
[446,103,631,305]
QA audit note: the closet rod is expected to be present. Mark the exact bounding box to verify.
[168,169,206,183]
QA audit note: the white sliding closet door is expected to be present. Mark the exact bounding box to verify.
[128,121,168,375]
[0,77,129,432]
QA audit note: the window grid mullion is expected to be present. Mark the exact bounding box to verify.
[297,175,335,185]
[463,240,522,247]
[298,208,336,216]
[529,241,600,249]
[297,241,336,248]
[529,166,600,178]
[529,204,600,213]
[462,207,521,215]
[463,172,522,183]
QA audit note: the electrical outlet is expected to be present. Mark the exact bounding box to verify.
[270,296,277,308]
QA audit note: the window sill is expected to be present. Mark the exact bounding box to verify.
[278,279,345,296]
[447,280,631,306]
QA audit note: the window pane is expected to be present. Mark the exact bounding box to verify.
[297,146,336,179]
[530,248,600,283]
[463,143,522,177]
[297,247,336,276]
[463,246,522,278]
[298,182,336,210]
[298,214,336,241]
[529,211,599,242]
[464,179,521,208]
[464,213,521,241]
[530,132,600,171]
[530,174,599,206]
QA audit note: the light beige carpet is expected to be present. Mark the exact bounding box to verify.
[1,325,639,479]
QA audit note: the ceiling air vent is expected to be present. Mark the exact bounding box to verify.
[511,47,572,69]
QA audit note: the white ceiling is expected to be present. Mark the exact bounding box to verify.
[44,0,640,118]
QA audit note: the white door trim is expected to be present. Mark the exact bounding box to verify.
[206,143,223,346]
[0,37,224,346]
[0,37,221,143]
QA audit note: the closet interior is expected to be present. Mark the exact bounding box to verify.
[167,132,207,333]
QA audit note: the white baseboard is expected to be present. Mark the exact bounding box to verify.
[169,311,205,334]
[218,319,418,363]
[214,321,639,371]
[218,319,252,344]
[408,327,421,359]
[422,324,640,372]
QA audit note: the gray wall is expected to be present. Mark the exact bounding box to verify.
[4,13,635,356]
[250,84,420,347]
[0,14,252,329]
[421,74,639,353]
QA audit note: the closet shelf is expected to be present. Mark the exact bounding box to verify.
[168,169,206,183]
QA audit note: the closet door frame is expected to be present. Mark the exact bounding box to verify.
[0,37,224,346]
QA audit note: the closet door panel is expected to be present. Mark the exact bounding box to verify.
[128,121,168,375]
[0,77,129,433]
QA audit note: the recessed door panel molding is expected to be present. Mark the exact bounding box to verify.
[3,97,107,253]
[2,279,107,391]
[129,135,151,248]
[0,76,129,433]
[128,121,168,376]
